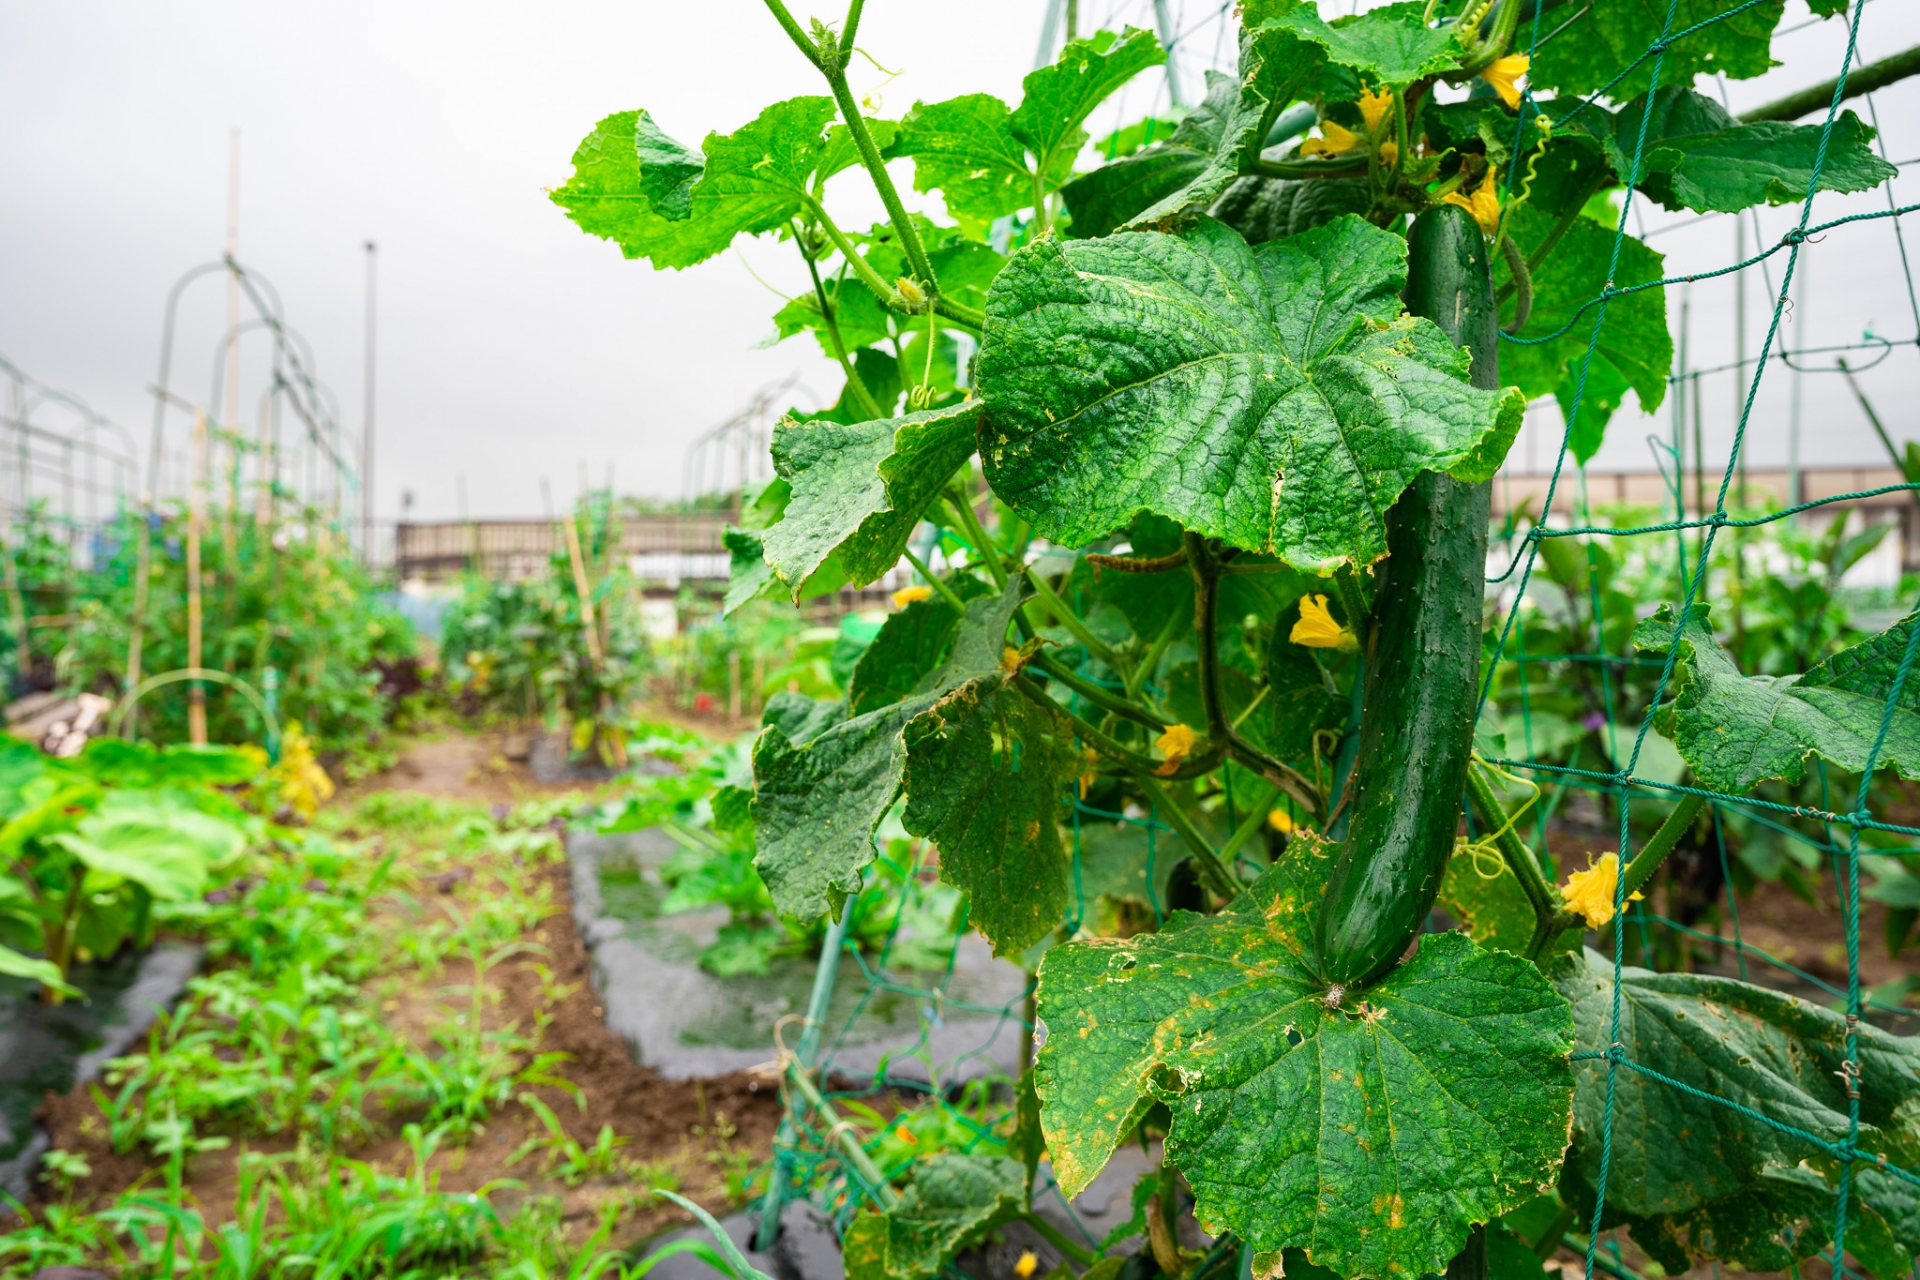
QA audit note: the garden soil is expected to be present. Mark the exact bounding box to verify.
[14,733,786,1256]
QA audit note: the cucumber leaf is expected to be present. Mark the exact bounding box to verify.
[848,587,985,716]
[1594,1164,1836,1276]
[1438,846,1539,956]
[761,401,980,597]
[903,656,1077,956]
[1011,28,1167,175]
[754,587,1071,948]
[1633,603,1920,793]
[1263,1,1461,86]
[841,1155,1027,1280]
[1553,947,1920,1218]
[1105,27,1328,232]
[977,214,1523,571]
[1209,175,1372,246]
[1528,0,1786,102]
[1610,90,1895,214]
[1034,836,1576,1280]
[895,29,1163,235]
[554,98,850,269]
[1495,204,1669,464]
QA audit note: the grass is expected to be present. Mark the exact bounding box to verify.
[0,780,767,1280]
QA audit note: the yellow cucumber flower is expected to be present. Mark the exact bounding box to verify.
[1290,594,1358,652]
[1378,141,1400,168]
[1015,1254,1040,1280]
[1155,723,1198,776]
[1561,852,1644,929]
[1444,170,1502,236]
[1299,120,1359,158]
[1357,88,1394,133]
[1481,53,1529,109]
[1268,808,1295,834]
[892,584,932,608]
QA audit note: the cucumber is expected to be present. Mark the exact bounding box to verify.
[1313,204,1496,987]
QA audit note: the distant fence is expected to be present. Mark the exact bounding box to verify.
[393,514,732,584]
[394,465,1920,586]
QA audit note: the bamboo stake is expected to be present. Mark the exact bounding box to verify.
[187,410,208,745]
[124,503,153,740]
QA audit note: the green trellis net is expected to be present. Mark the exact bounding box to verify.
[747,3,1920,1278]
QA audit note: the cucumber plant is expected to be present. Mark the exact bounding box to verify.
[556,2,1918,1277]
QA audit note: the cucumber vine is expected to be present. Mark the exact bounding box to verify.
[555,3,1920,1278]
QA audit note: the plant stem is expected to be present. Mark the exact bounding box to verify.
[819,64,935,288]
[1500,235,1534,333]
[1127,608,1184,700]
[1188,533,1323,819]
[760,0,823,68]
[797,232,883,420]
[1135,775,1241,902]
[1023,1211,1099,1267]
[945,489,1008,590]
[802,195,904,313]
[1220,781,1285,868]
[1464,762,1560,953]
[1031,651,1166,731]
[1025,566,1121,670]
[1014,674,1221,781]
[901,544,966,611]
[1620,792,1708,903]
[934,295,987,333]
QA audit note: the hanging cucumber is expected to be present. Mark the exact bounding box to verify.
[1313,203,1496,987]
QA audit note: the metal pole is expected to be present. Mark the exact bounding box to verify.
[1152,0,1187,106]
[1034,0,1063,68]
[1788,248,1808,514]
[362,241,377,561]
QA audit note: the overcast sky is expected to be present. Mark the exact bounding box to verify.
[2,0,1917,524]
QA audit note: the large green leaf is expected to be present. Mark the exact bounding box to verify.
[761,401,979,596]
[753,589,1033,926]
[1610,89,1895,214]
[1496,204,1670,464]
[53,789,248,902]
[1014,27,1166,168]
[902,658,1077,957]
[847,588,984,716]
[1529,0,1787,101]
[1553,947,1920,1218]
[1209,175,1372,246]
[894,28,1161,235]
[1264,1,1461,86]
[894,94,1037,233]
[0,943,65,989]
[75,739,262,788]
[977,214,1523,571]
[553,98,843,269]
[842,1155,1026,1280]
[1034,837,1576,1279]
[1634,604,1920,793]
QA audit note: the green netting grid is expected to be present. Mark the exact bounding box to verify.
[1478,0,1920,1274]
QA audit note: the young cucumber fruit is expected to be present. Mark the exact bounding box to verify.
[1313,204,1496,987]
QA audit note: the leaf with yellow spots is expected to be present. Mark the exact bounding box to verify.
[842,1155,1027,1280]
[1034,834,1574,1279]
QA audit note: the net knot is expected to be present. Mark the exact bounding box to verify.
[1647,35,1674,53]
[1784,227,1809,245]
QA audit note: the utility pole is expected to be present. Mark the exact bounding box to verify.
[362,241,377,563]
[224,131,241,533]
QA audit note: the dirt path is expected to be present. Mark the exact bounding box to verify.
[27,730,783,1254]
